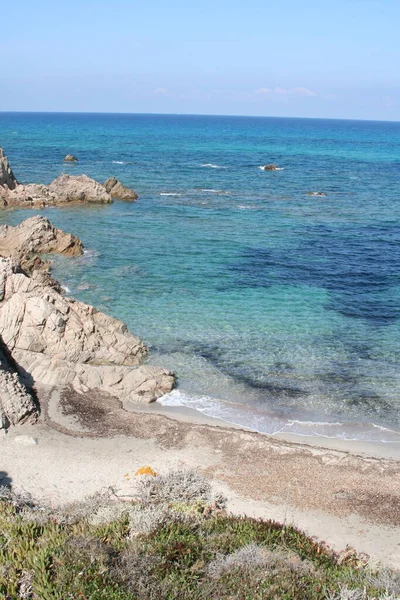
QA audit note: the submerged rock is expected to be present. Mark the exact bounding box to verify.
[306,191,327,197]
[261,164,279,171]
[64,154,78,162]
[104,177,138,201]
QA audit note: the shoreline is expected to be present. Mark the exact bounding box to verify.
[125,400,400,460]
[1,387,399,569]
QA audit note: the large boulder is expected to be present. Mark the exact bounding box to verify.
[48,174,111,204]
[0,148,18,190]
[104,177,138,201]
[64,154,78,162]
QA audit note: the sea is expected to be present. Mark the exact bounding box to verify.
[1,112,400,443]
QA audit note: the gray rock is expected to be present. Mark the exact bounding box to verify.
[0,148,18,190]
[0,217,175,426]
[0,341,37,429]
[0,216,83,263]
[0,148,112,208]
[64,154,78,162]
[48,174,112,204]
[104,177,138,201]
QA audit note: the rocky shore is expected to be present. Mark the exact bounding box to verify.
[0,216,174,430]
[0,148,137,207]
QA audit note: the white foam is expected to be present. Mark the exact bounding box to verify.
[159,390,400,443]
[61,285,71,293]
[112,160,125,164]
[160,192,182,196]
[201,163,227,169]
[200,189,231,195]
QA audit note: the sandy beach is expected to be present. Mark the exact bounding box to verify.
[1,384,399,569]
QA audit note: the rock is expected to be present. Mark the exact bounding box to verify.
[261,164,279,171]
[0,217,175,427]
[0,216,83,264]
[14,351,174,403]
[64,154,78,162]
[0,340,37,429]
[0,148,112,208]
[104,177,138,201]
[48,174,112,204]
[306,191,327,197]
[0,148,18,190]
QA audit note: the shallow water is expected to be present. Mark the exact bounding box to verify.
[1,112,400,441]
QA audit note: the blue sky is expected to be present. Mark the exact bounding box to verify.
[2,0,399,120]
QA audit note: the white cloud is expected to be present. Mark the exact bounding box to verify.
[255,86,316,98]
[154,88,167,94]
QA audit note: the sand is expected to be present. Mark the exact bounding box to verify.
[1,385,399,569]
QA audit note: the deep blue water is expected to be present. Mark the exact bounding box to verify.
[1,112,400,441]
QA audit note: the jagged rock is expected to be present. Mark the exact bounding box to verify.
[0,217,175,427]
[0,216,83,263]
[0,341,37,429]
[0,148,138,208]
[0,176,111,208]
[261,164,279,171]
[0,148,18,190]
[0,267,147,365]
[14,350,173,403]
[104,177,138,201]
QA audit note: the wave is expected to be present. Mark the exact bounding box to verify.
[112,160,125,164]
[61,285,71,294]
[159,390,400,443]
[160,192,182,196]
[201,163,227,169]
[199,188,231,195]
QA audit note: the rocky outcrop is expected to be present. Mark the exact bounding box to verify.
[0,341,37,429]
[0,148,18,190]
[0,147,136,208]
[48,174,111,204]
[0,217,175,428]
[104,177,138,201]
[0,216,83,263]
[0,175,112,208]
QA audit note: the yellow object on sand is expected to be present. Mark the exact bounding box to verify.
[134,466,158,477]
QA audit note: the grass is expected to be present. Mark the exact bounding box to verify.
[0,471,399,600]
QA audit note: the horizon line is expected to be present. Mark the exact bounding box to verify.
[0,110,399,125]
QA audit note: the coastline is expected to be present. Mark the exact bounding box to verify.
[2,387,400,568]
[125,401,400,460]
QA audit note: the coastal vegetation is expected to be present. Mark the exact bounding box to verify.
[1,470,399,600]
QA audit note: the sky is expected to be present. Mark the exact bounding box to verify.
[1,0,400,120]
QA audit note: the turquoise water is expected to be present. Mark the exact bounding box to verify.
[1,112,400,441]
